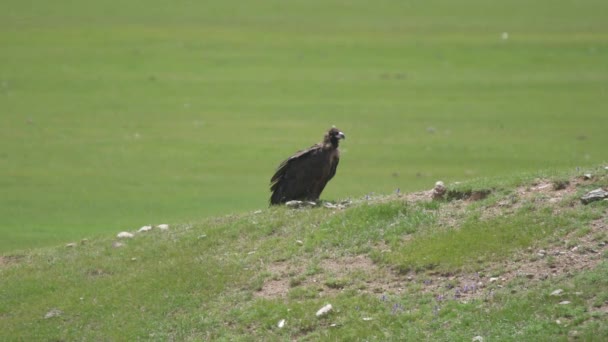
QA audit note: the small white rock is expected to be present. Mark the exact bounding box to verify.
[472,336,484,342]
[363,317,373,321]
[296,240,304,245]
[277,319,285,328]
[551,289,564,296]
[138,225,152,233]
[316,304,333,317]
[156,224,169,230]
[432,181,446,199]
[489,277,499,283]
[65,243,76,248]
[117,232,134,239]
[559,301,571,305]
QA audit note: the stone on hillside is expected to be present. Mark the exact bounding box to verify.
[277,319,286,328]
[559,301,571,305]
[286,200,316,208]
[138,225,152,233]
[65,243,76,248]
[472,336,484,342]
[316,304,333,317]
[432,181,446,200]
[580,188,608,204]
[550,289,564,296]
[156,224,169,231]
[117,232,134,239]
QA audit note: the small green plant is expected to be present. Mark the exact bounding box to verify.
[552,179,570,190]
[324,277,350,289]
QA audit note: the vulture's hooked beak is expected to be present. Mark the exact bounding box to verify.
[338,132,346,140]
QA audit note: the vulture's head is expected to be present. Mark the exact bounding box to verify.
[325,127,346,148]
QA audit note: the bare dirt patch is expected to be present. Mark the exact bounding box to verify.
[0,255,25,268]
[256,255,409,299]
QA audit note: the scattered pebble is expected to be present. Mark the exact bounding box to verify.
[65,243,76,248]
[253,210,262,214]
[582,173,593,180]
[296,240,304,246]
[559,301,571,305]
[156,224,169,231]
[472,336,484,342]
[316,304,333,317]
[117,232,134,239]
[44,308,63,319]
[551,289,564,296]
[489,277,499,283]
[432,181,446,200]
[286,200,316,208]
[363,317,373,321]
[581,188,608,204]
[138,225,152,233]
[277,319,285,328]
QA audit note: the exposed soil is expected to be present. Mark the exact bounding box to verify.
[0,255,25,268]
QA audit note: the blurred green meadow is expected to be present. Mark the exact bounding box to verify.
[1,0,607,251]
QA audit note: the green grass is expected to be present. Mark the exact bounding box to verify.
[2,167,608,340]
[1,0,608,251]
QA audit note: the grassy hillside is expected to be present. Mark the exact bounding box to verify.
[1,0,608,251]
[1,165,607,340]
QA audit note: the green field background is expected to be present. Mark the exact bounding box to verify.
[1,0,607,251]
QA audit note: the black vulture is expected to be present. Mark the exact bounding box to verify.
[270,127,346,205]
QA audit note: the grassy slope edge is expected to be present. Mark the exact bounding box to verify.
[1,165,607,341]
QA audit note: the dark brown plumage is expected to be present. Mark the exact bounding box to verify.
[270,127,346,205]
